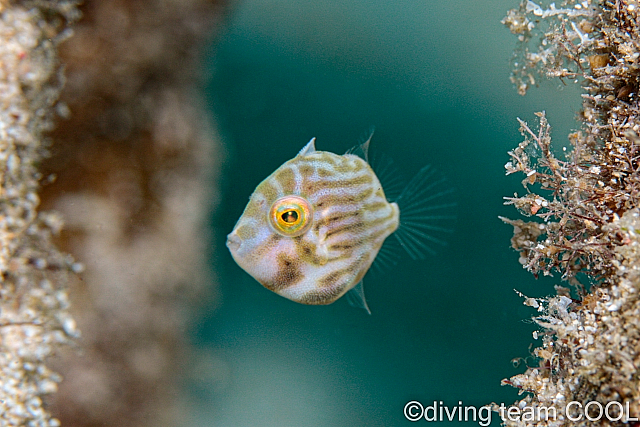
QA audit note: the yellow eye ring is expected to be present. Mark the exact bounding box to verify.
[269,195,313,237]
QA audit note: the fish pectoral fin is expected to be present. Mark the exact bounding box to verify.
[316,242,329,265]
[345,281,371,315]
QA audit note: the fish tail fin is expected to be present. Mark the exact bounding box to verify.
[393,165,456,260]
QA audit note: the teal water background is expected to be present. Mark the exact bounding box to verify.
[193,1,582,425]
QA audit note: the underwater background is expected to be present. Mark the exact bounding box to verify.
[194,0,582,426]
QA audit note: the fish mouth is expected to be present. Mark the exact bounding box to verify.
[226,231,242,252]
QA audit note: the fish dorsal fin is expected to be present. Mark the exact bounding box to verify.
[348,128,404,201]
[345,281,371,315]
[370,150,404,202]
[297,138,316,157]
[359,133,372,163]
[345,127,375,162]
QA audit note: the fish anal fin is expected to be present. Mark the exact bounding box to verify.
[345,281,371,315]
[371,236,401,273]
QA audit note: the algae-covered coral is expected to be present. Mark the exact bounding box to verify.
[501,0,640,425]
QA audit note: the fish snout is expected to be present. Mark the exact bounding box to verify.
[226,231,242,252]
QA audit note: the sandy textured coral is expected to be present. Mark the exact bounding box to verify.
[500,0,640,426]
[0,1,81,426]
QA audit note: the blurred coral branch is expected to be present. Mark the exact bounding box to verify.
[1,0,229,425]
[38,0,229,426]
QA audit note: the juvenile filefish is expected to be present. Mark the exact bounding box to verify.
[226,136,453,312]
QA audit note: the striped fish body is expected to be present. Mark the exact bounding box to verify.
[226,138,399,305]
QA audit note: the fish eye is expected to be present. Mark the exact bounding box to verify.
[281,210,298,223]
[269,196,313,237]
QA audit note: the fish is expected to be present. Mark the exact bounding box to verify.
[226,136,453,312]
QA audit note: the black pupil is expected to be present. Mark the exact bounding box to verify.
[282,210,299,223]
